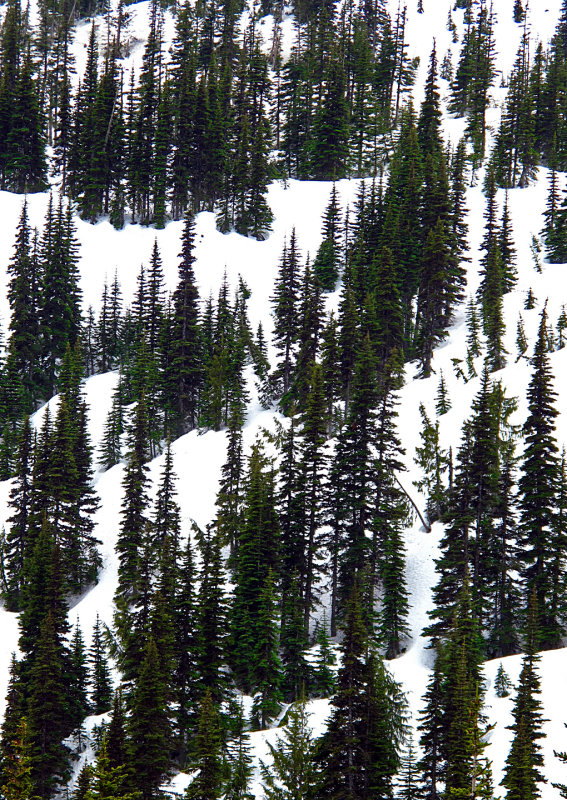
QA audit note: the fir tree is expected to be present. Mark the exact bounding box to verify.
[89,615,113,715]
[518,308,563,648]
[313,183,342,292]
[186,690,225,800]
[501,594,546,800]
[128,637,171,800]
[260,698,318,799]
[0,717,36,800]
[495,663,513,698]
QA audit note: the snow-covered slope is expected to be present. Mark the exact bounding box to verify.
[2,0,567,797]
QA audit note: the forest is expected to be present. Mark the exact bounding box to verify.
[1,0,567,798]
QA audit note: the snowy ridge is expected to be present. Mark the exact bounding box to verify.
[1,0,567,796]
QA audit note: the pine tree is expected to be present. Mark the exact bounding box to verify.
[186,690,225,800]
[518,308,563,648]
[516,315,528,361]
[313,183,342,291]
[128,637,171,800]
[0,717,36,800]
[312,612,336,698]
[414,219,451,378]
[230,444,279,690]
[89,615,113,715]
[251,571,284,729]
[501,594,546,800]
[170,212,202,434]
[418,43,443,159]
[272,232,301,400]
[3,415,33,608]
[495,663,513,698]
[315,587,408,798]
[280,571,310,703]
[310,54,349,180]
[27,611,72,800]
[260,698,318,799]
[5,202,41,412]
[85,735,134,800]
[116,394,151,602]
[414,403,449,524]
[69,623,90,727]
[435,372,451,415]
[417,647,444,800]
[225,706,254,800]
[398,734,420,800]
[442,581,487,800]
[482,242,506,372]
[195,527,228,705]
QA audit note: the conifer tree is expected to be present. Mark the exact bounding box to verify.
[115,394,151,602]
[417,648,444,800]
[442,581,487,800]
[310,55,349,180]
[252,570,284,729]
[0,717,35,800]
[195,527,228,705]
[186,690,225,800]
[495,664,513,698]
[170,212,202,434]
[435,372,450,415]
[89,615,113,715]
[6,202,41,412]
[518,308,563,648]
[260,698,318,799]
[501,594,546,800]
[272,232,301,400]
[3,415,33,608]
[418,43,443,158]
[128,637,171,800]
[280,571,310,703]
[225,707,254,800]
[315,587,408,798]
[231,444,279,690]
[27,611,72,800]
[414,404,449,524]
[85,735,133,800]
[312,613,336,698]
[69,623,90,727]
[414,219,451,378]
[313,183,342,291]
[482,242,507,372]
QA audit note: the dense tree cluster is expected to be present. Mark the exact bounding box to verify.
[1,1,567,799]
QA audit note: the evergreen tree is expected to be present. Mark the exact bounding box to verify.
[115,395,151,602]
[186,690,225,800]
[501,594,546,800]
[170,212,202,434]
[494,663,513,698]
[0,717,36,800]
[251,571,284,730]
[89,615,113,715]
[85,735,135,800]
[313,183,342,291]
[3,415,33,608]
[27,611,72,800]
[128,637,171,800]
[260,698,319,799]
[518,309,563,648]
[315,587,408,799]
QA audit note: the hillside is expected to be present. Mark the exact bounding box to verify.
[0,0,567,797]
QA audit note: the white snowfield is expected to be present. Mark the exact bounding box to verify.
[0,0,567,796]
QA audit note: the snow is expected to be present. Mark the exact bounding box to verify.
[1,0,567,795]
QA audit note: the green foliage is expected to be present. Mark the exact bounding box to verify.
[260,698,318,799]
